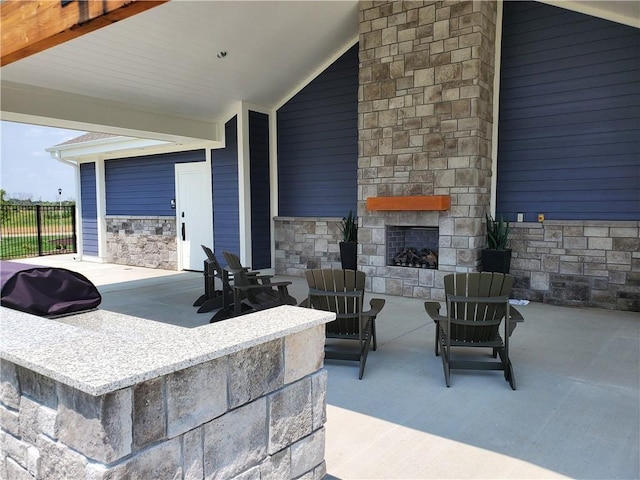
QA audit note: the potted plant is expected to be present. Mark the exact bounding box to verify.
[339,209,358,271]
[482,213,511,273]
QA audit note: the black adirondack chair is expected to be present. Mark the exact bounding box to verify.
[424,272,524,389]
[222,251,297,317]
[304,269,385,379]
[193,245,229,313]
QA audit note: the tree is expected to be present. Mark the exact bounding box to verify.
[11,192,33,205]
[0,189,9,225]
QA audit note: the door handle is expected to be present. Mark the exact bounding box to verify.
[181,223,186,241]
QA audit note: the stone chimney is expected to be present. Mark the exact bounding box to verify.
[357,1,498,299]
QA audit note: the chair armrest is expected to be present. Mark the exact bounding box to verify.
[227,268,271,283]
[362,298,385,318]
[507,305,524,336]
[424,301,446,322]
[233,281,292,291]
[509,306,524,323]
[236,266,261,276]
[252,274,272,284]
[298,297,310,308]
[274,284,296,304]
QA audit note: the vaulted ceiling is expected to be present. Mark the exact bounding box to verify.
[1,1,637,145]
[1,0,359,144]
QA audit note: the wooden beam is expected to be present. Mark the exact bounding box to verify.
[1,0,169,67]
[366,195,451,211]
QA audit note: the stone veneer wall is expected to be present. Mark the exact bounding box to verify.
[510,221,640,312]
[274,1,638,311]
[274,217,345,276]
[353,0,640,310]
[274,1,498,299]
[0,326,327,479]
[357,1,498,299]
[105,216,177,270]
[273,217,640,311]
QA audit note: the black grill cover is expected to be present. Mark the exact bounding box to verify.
[1,262,102,317]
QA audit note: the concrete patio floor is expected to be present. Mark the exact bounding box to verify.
[7,255,640,479]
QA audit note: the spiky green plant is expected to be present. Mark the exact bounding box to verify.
[486,214,510,250]
[339,210,357,243]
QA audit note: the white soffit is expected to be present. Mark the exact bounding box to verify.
[0,1,359,141]
[540,0,640,28]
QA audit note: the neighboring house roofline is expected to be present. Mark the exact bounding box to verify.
[46,132,218,163]
[46,134,172,162]
[52,131,121,147]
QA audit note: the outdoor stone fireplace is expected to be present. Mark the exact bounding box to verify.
[357,1,497,300]
[387,226,439,268]
[275,1,499,301]
[275,1,638,311]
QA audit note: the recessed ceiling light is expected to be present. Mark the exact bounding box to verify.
[217,51,228,59]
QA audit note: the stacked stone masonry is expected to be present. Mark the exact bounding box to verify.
[105,216,177,270]
[275,1,498,296]
[274,217,345,277]
[510,221,640,312]
[0,326,328,479]
[273,215,640,311]
[272,0,638,311]
[357,0,498,298]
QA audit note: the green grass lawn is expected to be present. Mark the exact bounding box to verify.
[0,235,75,260]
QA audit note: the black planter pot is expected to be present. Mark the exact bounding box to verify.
[339,241,358,271]
[481,248,512,274]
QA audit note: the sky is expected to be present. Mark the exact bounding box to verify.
[0,120,85,202]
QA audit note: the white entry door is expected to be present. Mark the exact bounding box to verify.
[176,162,213,271]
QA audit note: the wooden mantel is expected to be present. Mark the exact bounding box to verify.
[366,195,451,211]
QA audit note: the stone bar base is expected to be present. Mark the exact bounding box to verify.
[105,216,177,270]
[1,306,332,479]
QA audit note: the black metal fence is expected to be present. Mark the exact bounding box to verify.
[0,204,77,260]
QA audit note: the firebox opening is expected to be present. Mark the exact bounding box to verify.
[387,226,439,269]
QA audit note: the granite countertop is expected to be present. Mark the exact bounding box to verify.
[0,305,334,396]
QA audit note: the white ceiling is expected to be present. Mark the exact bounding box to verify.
[1,0,359,142]
[1,0,637,144]
[561,0,640,24]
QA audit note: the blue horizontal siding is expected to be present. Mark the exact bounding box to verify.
[212,116,240,266]
[80,162,98,256]
[249,111,271,269]
[277,44,358,217]
[105,150,205,216]
[497,1,640,222]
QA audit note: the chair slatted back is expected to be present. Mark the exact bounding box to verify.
[201,246,224,276]
[445,272,513,342]
[223,251,244,271]
[230,269,258,304]
[200,245,230,289]
[305,269,365,336]
[201,245,216,262]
